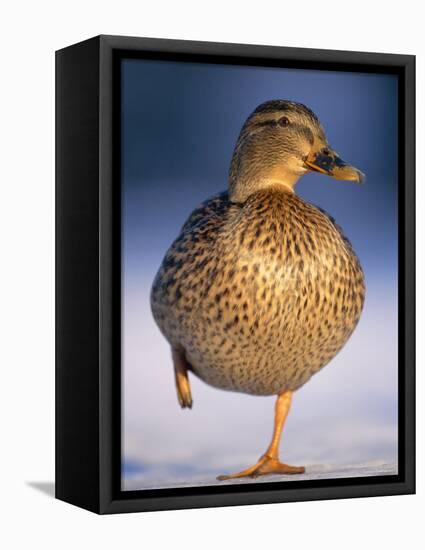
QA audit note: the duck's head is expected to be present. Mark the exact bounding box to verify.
[229,100,365,203]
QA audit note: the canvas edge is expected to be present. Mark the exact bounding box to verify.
[55,36,102,513]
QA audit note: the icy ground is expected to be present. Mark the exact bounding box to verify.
[122,460,397,491]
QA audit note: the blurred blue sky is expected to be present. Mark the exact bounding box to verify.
[121,58,398,490]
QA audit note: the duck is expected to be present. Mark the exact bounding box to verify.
[151,100,366,480]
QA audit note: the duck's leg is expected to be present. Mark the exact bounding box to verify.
[217,390,305,480]
[172,348,193,409]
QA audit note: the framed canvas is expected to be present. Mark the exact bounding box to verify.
[56,35,415,514]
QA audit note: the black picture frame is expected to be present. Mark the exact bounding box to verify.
[56,35,415,514]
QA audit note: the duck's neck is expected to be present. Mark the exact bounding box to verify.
[228,144,301,203]
[229,169,300,203]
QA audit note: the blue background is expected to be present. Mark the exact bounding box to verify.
[121,58,398,490]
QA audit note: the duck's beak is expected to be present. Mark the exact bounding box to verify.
[305,147,365,183]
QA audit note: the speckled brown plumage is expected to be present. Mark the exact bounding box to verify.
[150,99,366,479]
[151,187,365,396]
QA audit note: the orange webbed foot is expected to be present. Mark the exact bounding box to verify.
[172,348,193,409]
[176,373,193,409]
[217,454,305,480]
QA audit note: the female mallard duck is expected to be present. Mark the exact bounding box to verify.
[151,100,365,480]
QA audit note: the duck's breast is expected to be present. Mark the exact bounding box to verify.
[151,189,365,396]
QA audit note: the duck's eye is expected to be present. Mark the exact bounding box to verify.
[278,116,290,127]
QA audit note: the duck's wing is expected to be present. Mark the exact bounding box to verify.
[179,191,235,234]
[313,203,362,265]
[160,190,241,274]
[151,191,239,308]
